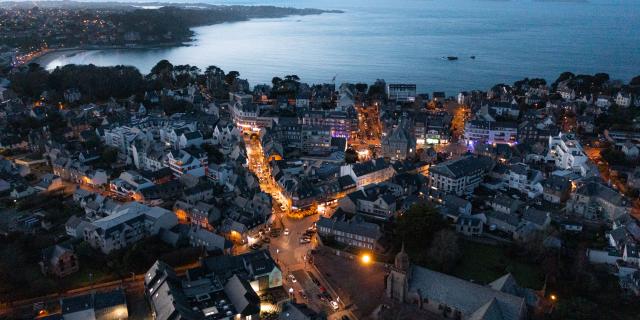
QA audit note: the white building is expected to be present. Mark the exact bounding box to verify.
[547,132,590,176]
[464,120,518,146]
[507,163,544,198]
[340,158,395,189]
[616,92,632,108]
[166,149,208,177]
[84,202,178,254]
[387,84,417,102]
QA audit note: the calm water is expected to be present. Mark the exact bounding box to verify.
[45,0,640,94]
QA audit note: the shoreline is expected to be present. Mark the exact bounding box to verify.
[31,43,187,68]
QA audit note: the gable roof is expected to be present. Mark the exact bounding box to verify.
[409,266,526,320]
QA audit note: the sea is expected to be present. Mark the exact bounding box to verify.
[43,0,640,94]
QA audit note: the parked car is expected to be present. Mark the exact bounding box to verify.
[288,274,297,283]
[330,300,339,311]
[284,228,290,236]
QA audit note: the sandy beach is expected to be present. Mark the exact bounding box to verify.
[32,49,86,68]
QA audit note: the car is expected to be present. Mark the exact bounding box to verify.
[298,290,307,300]
[330,300,339,311]
[317,294,328,302]
[250,244,261,250]
[283,228,290,236]
[299,238,311,244]
[288,274,297,283]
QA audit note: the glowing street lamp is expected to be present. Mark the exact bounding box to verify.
[361,253,372,264]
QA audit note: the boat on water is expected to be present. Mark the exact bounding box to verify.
[470,55,476,59]
[446,56,458,61]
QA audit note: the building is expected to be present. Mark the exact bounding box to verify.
[542,175,572,204]
[60,288,128,320]
[387,84,417,102]
[382,126,416,161]
[456,216,484,236]
[428,155,494,196]
[202,250,283,293]
[385,246,527,319]
[506,163,544,198]
[166,149,208,177]
[339,185,398,220]
[40,244,78,278]
[317,214,383,251]
[144,260,261,320]
[567,180,631,222]
[547,132,589,176]
[84,202,178,254]
[464,120,518,146]
[340,158,395,189]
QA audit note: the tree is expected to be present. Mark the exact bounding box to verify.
[553,297,600,320]
[394,203,447,255]
[345,148,357,164]
[9,63,50,99]
[151,59,174,76]
[554,71,575,86]
[427,229,460,271]
[225,71,240,86]
[630,75,640,86]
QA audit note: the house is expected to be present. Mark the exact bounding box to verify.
[428,155,494,196]
[487,211,521,235]
[382,125,416,161]
[166,149,208,177]
[488,194,523,215]
[178,130,204,149]
[621,142,639,159]
[83,202,178,254]
[385,247,527,320]
[542,175,572,204]
[34,173,64,192]
[506,163,544,198]
[202,250,283,293]
[60,288,128,320]
[40,244,79,278]
[144,260,261,320]
[568,180,630,222]
[10,184,37,199]
[317,213,384,251]
[440,194,472,221]
[188,226,229,253]
[456,216,484,236]
[338,185,398,220]
[340,158,395,188]
[616,92,632,107]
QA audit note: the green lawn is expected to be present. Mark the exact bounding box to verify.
[452,241,544,290]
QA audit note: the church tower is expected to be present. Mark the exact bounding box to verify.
[386,243,411,302]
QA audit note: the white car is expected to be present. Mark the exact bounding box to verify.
[284,228,290,236]
[330,300,339,311]
[288,274,297,283]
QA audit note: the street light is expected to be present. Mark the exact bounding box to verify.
[361,253,372,264]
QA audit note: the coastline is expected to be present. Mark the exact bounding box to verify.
[31,43,187,68]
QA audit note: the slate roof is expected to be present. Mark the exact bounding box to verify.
[430,155,494,179]
[351,158,390,177]
[409,266,526,320]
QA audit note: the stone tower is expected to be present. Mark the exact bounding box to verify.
[386,243,411,302]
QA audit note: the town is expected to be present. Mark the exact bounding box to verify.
[0,60,639,320]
